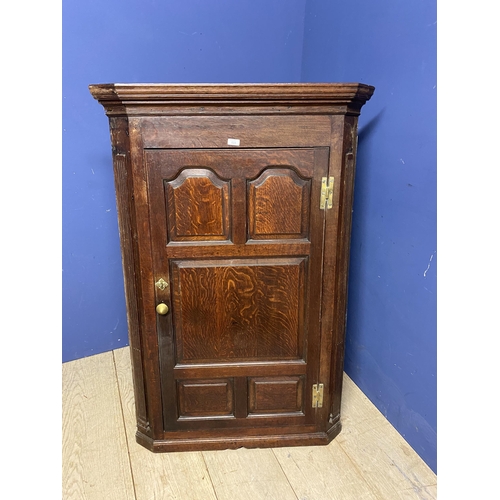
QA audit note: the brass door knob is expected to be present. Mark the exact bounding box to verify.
[156,303,169,315]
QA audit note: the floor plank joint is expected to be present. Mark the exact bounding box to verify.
[112,350,139,500]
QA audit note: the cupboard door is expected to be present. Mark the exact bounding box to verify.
[146,148,330,432]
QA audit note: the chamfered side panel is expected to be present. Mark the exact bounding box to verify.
[170,258,307,364]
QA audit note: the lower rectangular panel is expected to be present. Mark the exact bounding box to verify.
[177,378,234,418]
[170,373,309,430]
[248,376,304,415]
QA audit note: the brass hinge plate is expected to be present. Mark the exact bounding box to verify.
[312,383,324,408]
[320,177,334,210]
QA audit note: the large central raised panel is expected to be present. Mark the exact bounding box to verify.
[170,257,307,364]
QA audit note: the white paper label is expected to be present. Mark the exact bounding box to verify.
[227,138,240,146]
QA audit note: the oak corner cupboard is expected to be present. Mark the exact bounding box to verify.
[89,83,374,452]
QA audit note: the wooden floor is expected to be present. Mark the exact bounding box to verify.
[62,347,437,499]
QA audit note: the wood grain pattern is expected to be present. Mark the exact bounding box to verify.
[248,167,310,240]
[128,117,165,437]
[248,376,304,414]
[146,147,318,251]
[166,169,230,242]
[173,360,307,379]
[337,422,437,500]
[161,241,312,259]
[147,148,317,183]
[88,83,375,117]
[202,448,298,500]
[273,443,379,500]
[140,115,333,148]
[109,117,149,433]
[171,258,305,362]
[327,116,360,427]
[177,378,234,417]
[89,82,376,101]
[339,374,437,500]
[62,352,134,500]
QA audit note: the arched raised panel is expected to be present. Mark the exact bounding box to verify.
[165,168,230,242]
[248,168,311,240]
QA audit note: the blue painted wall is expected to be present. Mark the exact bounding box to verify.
[301,0,437,472]
[62,0,307,362]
